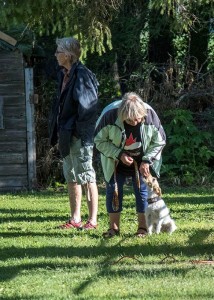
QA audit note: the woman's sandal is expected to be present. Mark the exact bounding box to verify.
[102,228,120,238]
[135,227,148,238]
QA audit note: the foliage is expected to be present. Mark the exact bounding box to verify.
[1,0,213,57]
[0,187,213,299]
[0,25,46,58]
[162,109,214,185]
[150,0,214,32]
[1,1,214,187]
[208,32,214,69]
[0,0,122,56]
[173,33,189,65]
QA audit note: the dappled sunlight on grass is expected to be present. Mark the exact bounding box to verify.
[0,187,213,299]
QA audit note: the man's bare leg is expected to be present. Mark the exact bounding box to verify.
[68,182,82,222]
[84,182,98,225]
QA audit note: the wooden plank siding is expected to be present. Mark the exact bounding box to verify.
[0,83,25,95]
[0,177,28,192]
[0,49,29,191]
[2,95,26,106]
[0,129,26,142]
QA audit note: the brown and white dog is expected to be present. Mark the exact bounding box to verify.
[144,175,177,235]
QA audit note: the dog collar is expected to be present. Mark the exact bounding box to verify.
[148,196,161,204]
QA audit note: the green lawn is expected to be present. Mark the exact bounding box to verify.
[0,185,213,300]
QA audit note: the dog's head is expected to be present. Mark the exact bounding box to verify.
[144,174,162,196]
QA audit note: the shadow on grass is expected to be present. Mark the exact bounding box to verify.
[1,236,212,261]
[0,229,213,283]
[0,208,107,224]
[188,228,213,245]
[0,190,67,198]
[1,214,68,223]
[0,297,45,300]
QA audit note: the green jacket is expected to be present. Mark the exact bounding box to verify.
[94,100,166,182]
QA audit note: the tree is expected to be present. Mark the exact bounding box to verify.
[1,0,213,186]
[0,0,122,55]
[1,1,213,56]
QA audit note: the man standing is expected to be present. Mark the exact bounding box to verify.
[49,37,98,230]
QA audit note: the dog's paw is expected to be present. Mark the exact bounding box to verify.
[147,227,153,235]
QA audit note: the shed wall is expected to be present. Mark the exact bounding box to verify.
[0,50,28,191]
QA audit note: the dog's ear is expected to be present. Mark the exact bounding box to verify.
[152,177,162,196]
[143,177,148,184]
[146,174,153,186]
[157,187,162,196]
[143,175,151,186]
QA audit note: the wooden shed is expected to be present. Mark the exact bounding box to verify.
[0,31,36,191]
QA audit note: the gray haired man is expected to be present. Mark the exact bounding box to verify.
[49,37,99,230]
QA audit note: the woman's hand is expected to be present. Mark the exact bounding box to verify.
[139,162,150,177]
[120,153,134,166]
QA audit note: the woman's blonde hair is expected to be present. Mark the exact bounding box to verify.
[56,37,81,62]
[118,92,147,122]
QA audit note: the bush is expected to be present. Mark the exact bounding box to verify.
[162,109,214,185]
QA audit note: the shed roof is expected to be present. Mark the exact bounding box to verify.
[0,29,45,59]
[0,31,17,46]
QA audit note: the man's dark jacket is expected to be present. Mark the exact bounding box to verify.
[49,61,99,158]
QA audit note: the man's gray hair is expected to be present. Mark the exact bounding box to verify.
[56,37,81,62]
[118,92,147,122]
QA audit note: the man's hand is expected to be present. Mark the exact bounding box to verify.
[139,162,150,177]
[120,153,134,166]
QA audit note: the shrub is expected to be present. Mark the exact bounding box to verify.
[162,109,214,185]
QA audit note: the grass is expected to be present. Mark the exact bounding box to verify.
[0,185,213,300]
